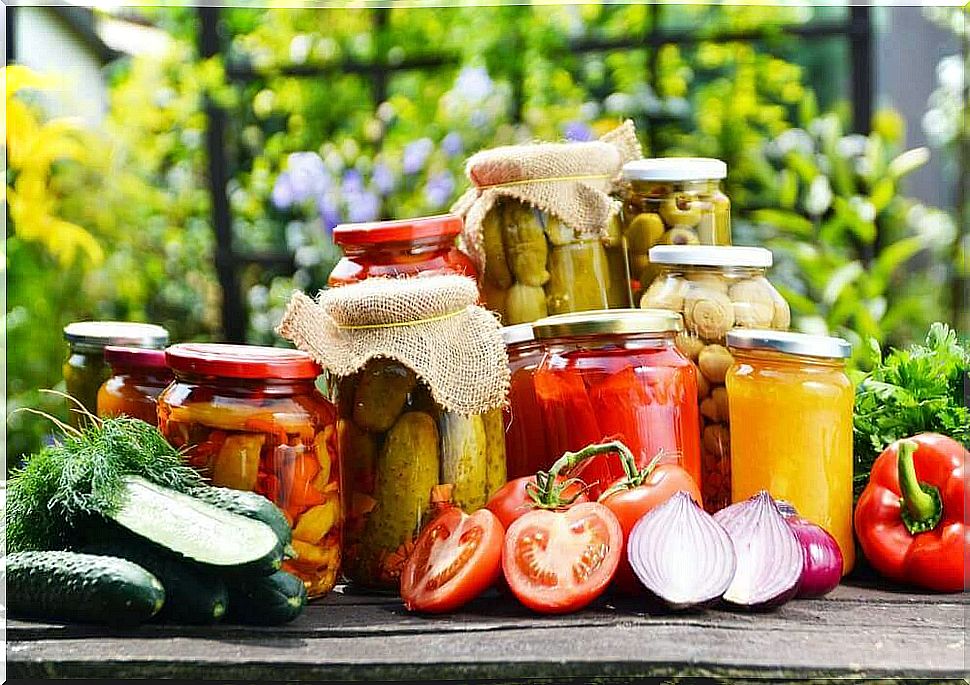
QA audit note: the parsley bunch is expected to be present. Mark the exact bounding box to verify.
[853,322,969,495]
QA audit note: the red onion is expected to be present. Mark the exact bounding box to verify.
[627,491,736,611]
[713,491,803,610]
[776,500,843,598]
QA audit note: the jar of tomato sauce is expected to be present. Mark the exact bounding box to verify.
[63,321,169,426]
[532,309,700,496]
[96,346,173,425]
[327,214,478,286]
[502,323,551,478]
[725,329,855,574]
[157,343,341,598]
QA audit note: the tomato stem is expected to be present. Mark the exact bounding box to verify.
[896,439,943,535]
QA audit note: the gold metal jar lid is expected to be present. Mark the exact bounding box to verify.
[727,329,852,359]
[533,308,683,340]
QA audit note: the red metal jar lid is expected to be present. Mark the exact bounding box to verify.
[165,343,321,380]
[104,346,170,371]
[333,214,462,246]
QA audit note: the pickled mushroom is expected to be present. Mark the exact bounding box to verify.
[506,283,548,324]
[698,344,734,384]
[771,292,792,330]
[700,396,725,423]
[696,366,711,399]
[640,276,688,311]
[729,279,776,328]
[685,272,729,294]
[711,386,729,424]
[675,331,705,361]
[684,288,735,340]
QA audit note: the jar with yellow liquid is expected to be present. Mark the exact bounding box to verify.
[725,329,855,574]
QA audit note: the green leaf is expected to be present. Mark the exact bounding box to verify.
[749,208,815,237]
[887,147,930,179]
[871,236,925,291]
[823,260,864,305]
[869,177,895,213]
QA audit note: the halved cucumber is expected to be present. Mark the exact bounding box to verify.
[109,476,283,576]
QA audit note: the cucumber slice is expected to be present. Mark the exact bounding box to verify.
[109,476,283,576]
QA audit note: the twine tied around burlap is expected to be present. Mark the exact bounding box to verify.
[451,119,642,272]
[276,275,508,415]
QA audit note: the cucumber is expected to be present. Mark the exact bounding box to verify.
[109,476,283,576]
[226,570,307,625]
[82,535,228,625]
[5,550,165,626]
[191,486,293,550]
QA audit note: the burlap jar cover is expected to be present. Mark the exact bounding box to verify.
[451,119,643,271]
[276,274,508,414]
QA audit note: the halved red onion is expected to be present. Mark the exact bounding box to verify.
[777,500,843,598]
[714,491,803,610]
[627,491,736,611]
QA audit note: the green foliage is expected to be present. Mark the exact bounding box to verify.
[853,322,970,493]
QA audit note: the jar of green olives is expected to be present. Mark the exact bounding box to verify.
[620,158,731,301]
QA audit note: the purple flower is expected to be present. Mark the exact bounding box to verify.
[403,138,434,175]
[454,65,493,103]
[285,152,329,200]
[371,162,396,195]
[271,173,296,209]
[441,132,464,158]
[564,120,594,142]
[424,171,455,209]
[317,192,342,231]
[346,190,381,223]
[342,168,364,194]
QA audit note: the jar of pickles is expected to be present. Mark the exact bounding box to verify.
[502,323,552,479]
[328,214,478,286]
[96,346,174,425]
[640,245,791,512]
[63,321,169,425]
[156,344,341,598]
[620,158,731,299]
[276,274,510,591]
[532,309,700,495]
[725,329,855,574]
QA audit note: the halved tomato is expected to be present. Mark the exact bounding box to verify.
[502,502,622,614]
[400,507,504,613]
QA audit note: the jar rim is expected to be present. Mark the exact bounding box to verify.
[105,346,170,371]
[501,323,535,346]
[165,343,321,379]
[622,157,727,182]
[333,213,462,246]
[533,308,683,339]
[727,329,852,359]
[649,245,772,268]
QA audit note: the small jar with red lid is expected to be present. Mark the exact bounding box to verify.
[502,323,553,479]
[327,213,478,286]
[96,346,174,425]
[156,343,340,598]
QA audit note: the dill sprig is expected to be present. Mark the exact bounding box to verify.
[6,415,205,553]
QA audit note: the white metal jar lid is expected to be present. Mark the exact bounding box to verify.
[727,329,853,359]
[621,157,727,182]
[648,245,773,268]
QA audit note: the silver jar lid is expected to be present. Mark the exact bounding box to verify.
[622,157,727,182]
[726,329,852,359]
[64,321,169,353]
[501,323,535,346]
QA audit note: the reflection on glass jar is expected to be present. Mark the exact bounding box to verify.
[726,329,855,574]
[97,346,173,425]
[619,158,731,301]
[157,343,341,598]
[63,321,169,425]
[531,309,700,496]
[328,214,478,286]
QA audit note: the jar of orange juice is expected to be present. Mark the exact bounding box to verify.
[725,329,854,574]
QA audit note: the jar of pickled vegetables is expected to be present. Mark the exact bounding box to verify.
[96,347,174,425]
[532,309,701,494]
[639,245,791,512]
[502,323,552,479]
[276,274,510,592]
[328,214,478,286]
[156,343,341,598]
[63,321,169,425]
[725,329,855,574]
[620,158,731,299]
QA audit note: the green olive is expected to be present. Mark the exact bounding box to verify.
[662,227,701,246]
[659,194,703,228]
[625,213,666,253]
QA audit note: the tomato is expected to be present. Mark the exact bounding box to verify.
[485,475,588,530]
[502,502,622,614]
[600,464,702,593]
[400,507,504,613]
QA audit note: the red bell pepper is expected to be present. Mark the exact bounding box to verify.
[854,433,968,592]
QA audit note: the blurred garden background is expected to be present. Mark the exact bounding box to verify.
[6,3,968,460]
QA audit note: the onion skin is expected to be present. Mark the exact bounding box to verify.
[627,491,736,611]
[777,501,843,598]
[714,491,803,611]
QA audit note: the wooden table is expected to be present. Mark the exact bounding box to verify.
[7,581,967,681]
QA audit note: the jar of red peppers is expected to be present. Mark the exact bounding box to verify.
[502,323,552,479]
[96,346,174,425]
[327,214,478,286]
[531,309,700,497]
[156,344,341,598]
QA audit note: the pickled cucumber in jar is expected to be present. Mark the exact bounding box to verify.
[353,358,417,432]
[546,240,612,314]
[502,201,550,287]
[439,412,487,511]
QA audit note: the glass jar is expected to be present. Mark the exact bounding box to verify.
[328,214,478,286]
[63,321,169,425]
[337,358,505,591]
[502,323,552,479]
[480,198,631,325]
[97,346,174,425]
[156,344,340,598]
[725,330,855,574]
[532,309,700,495]
[640,245,790,512]
[620,158,731,300]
